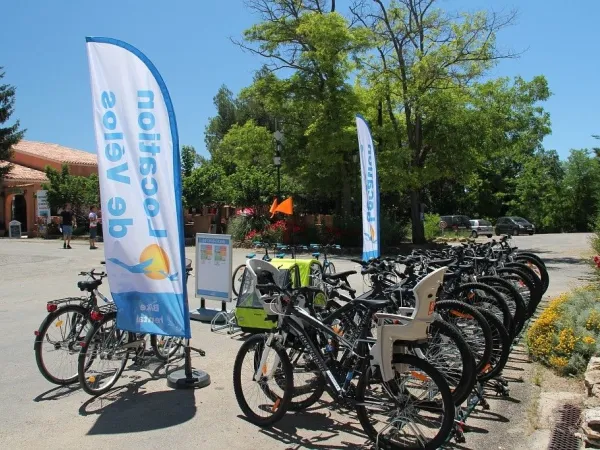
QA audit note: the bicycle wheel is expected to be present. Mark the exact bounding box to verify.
[414,318,476,406]
[506,261,543,299]
[497,267,540,318]
[151,335,183,360]
[286,345,326,411]
[476,309,511,382]
[452,282,514,340]
[356,353,455,450]
[478,275,527,337]
[232,264,246,297]
[325,262,336,275]
[435,300,493,373]
[34,305,91,385]
[232,333,293,427]
[515,255,549,294]
[78,312,131,396]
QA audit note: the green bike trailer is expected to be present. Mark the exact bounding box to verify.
[234,258,325,333]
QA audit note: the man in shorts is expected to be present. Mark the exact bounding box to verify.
[59,203,76,249]
[89,206,99,250]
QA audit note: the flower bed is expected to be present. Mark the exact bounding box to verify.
[527,285,600,376]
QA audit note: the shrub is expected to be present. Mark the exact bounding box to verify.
[228,214,270,242]
[527,286,600,376]
[592,216,600,255]
[424,214,442,241]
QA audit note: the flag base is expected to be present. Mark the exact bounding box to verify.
[167,368,211,389]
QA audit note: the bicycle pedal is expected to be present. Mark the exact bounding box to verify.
[190,346,206,357]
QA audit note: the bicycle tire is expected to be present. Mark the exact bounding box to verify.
[477,276,527,338]
[232,333,293,427]
[451,282,514,341]
[77,312,130,396]
[496,267,540,318]
[355,353,455,450]
[34,304,90,385]
[476,308,511,382]
[515,255,549,294]
[286,346,326,412]
[151,335,183,361]
[232,264,246,297]
[325,262,336,275]
[435,300,493,373]
[416,318,476,406]
[506,261,543,297]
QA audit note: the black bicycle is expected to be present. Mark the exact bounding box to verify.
[233,269,455,450]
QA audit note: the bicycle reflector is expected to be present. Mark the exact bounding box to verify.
[90,311,104,321]
[46,303,58,313]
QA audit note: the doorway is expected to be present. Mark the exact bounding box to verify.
[12,194,27,231]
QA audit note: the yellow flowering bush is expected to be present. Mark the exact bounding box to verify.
[527,286,600,375]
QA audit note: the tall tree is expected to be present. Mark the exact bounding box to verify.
[0,67,26,179]
[561,149,600,232]
[181,145,198,177]
[236,0,362,214]
[353,0,519,243]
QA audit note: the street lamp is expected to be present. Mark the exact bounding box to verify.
[273,129,284,200]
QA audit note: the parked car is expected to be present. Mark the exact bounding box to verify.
[439,215,472,232]
[495,216,535,236]
[469,219,493,238]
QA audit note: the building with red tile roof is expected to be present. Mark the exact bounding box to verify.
[0,140,98,235]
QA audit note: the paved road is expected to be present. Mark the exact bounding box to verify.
[0,233,591,449]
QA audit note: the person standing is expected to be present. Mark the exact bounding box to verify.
[89,206,99,250]
[59,203,76,249]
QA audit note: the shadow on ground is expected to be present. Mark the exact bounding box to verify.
[78,362,197,435]
[254,402,372,450]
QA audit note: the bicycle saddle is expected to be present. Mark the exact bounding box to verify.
[78,279,102,292]
[323,270,357,281]
[352,298,390,310]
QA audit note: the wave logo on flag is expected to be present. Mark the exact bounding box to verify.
[86,37,190,338]
[356,115,380,261]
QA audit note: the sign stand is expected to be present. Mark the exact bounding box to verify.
[167,338,211,389]
[190,233,233,323]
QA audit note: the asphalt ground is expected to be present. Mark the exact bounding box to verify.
[0,233,592,449]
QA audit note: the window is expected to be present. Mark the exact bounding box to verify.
[479,220,491,226]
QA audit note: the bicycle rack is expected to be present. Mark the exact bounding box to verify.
[210,309,240,334]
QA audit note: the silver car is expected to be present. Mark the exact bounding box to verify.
[469,219,493,238]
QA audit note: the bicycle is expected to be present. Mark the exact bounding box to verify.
[75,260,192,395]
[34,268,110,385]
[310,243,339,275]
[232,262,455,449]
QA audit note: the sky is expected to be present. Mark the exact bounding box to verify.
[1,0,598,160]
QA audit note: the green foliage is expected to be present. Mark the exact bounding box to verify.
[189,0,597,240]
[228,214,271,242]
[42,164,99,221]
[424,214,442,241]
[0,67,26,180]
[181,145,198,177]
[591,216,600,256]
[527,287,600,376]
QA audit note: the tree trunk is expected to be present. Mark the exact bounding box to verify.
[410,190,425,244]
[341,163,352,216]
[215,205,222,235]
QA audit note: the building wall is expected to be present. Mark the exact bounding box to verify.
[2,184,41,236]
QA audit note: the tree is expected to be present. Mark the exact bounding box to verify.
[43,164,100,220]
[510,149,565,232]
[181,145,198,177]
[0,67,26,179]
[352,0,520,243]
[561,149,600,232]
[236,0,362,214]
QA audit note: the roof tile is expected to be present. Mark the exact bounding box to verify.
[0,162,48,182]
[13,140,98,166]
